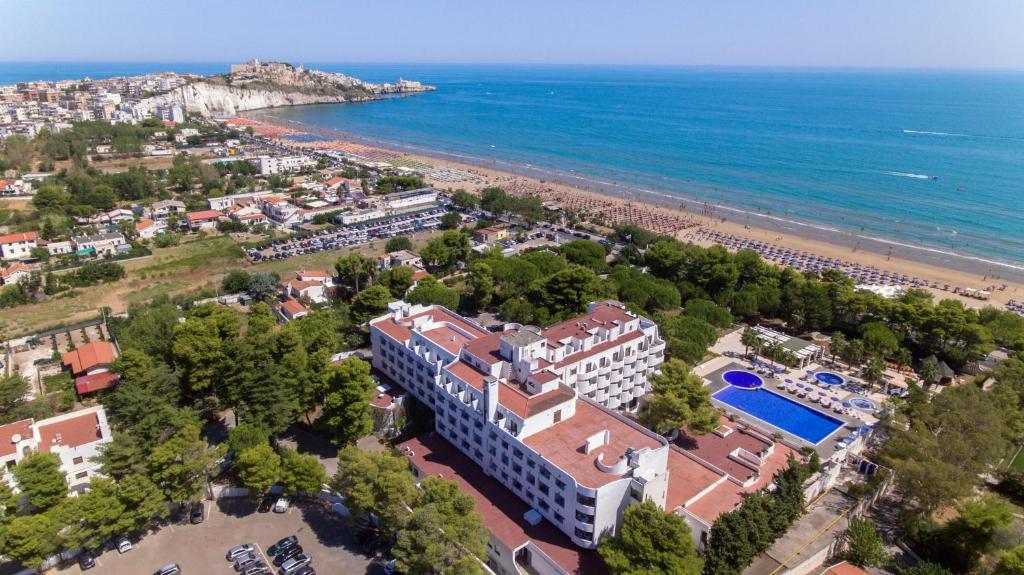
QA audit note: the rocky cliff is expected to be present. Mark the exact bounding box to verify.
[139,60,434,117]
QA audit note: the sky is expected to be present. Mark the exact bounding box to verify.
[2,0,1023,69]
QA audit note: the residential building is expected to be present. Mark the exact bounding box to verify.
[226,204,269,226]
[105,208,134,223]
[62,341,119,395]
[0,231,38,260]
[0,263,31,286]
[336,207,384,225]
[296,269,334,287]
[378,249,424,271]
[135,218,166,239]
[473,225,509,245]
[150,199,186,220]
[278,298,310,322]
[186,209,222,231]
[281,273,329,304]
[370,301,671,550]
[43,240,73,256]
[72,232,128,257]
[0,406,113,493]
[381,187,438,212]
[253,155,316,175]
[156,104,184,123]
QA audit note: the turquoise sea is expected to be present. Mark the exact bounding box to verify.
[5,62,1024,277]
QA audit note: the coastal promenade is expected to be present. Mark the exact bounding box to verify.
[241,115,1024,312]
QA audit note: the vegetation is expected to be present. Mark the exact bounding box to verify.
[845,518,889,568]
[599,500,703,575]
[640,359,719,435]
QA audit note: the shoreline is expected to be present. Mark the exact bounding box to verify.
[239,109,1024,307]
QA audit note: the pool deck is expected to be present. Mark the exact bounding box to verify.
[704,361,866,457]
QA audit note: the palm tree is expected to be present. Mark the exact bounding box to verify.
[766,342,784,370]
[830,331,847,367]
[863,357,886,393]
[741,328,760,359]
[919,358,940,385]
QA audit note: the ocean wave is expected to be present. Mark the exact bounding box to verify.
[884,171,935,180]
[902,129,970,137]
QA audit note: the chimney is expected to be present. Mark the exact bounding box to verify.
[484,377,499,422]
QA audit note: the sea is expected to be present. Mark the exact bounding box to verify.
[5,62,1024,278]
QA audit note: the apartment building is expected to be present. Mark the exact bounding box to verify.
[370,301,671,551]
[253,155,316,175]
[0,406,113,494]
[0,231,38,260]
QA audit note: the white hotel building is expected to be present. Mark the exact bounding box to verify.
[370,300,669,550]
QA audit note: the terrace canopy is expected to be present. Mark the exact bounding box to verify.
[753,325,823,368]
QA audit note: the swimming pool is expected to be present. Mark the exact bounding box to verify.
[722,370,764,389]
[849,397,876,411]
[713,386,845,444]
[815,372,845,386]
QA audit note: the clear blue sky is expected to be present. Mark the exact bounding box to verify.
[2,0,1022,68]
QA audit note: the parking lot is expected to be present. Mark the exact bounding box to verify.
[248,207,447,262]
[61,498,380,575]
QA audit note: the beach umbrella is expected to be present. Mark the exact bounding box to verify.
[785,379,793,384]
[818,390,827,396]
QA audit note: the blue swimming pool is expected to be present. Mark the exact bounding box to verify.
[722,370,764,389]
[815,372,845,386]
[713,386,845,444]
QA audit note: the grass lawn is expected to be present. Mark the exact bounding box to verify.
[1010,445,1024,471]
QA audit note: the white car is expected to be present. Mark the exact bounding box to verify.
[273,496,291,513]
[116,536,132,553]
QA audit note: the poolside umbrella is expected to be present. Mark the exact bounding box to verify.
[785,379,793,384]
[832,396,841,402]
[818,390,827,396]
[842,401,853,408]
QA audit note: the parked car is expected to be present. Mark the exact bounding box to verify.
[268,535,298,556]
[156,564,181,575]
[273,546,303,567]
[292,567,315,575]
[116,536,132,553]
[279,554,312,575]
[190,501,205,524]
[273,496,291,513]
[242,564,270,575]
[258,496,275,513]
[236,556,262,572]
[78,550,96,570]
[226,543,256,561]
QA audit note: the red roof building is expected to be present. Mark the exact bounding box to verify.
[62,341,116,375]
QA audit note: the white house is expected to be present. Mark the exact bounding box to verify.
[135,218,166,239]
[0,406,114,494]
[0,231,38,260]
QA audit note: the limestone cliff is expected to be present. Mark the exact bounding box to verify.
[139,60,434,117]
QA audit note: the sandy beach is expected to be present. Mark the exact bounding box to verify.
[240,113,1024,311]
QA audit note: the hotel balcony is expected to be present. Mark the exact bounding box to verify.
[609,370,623,383]
[623,354,637,365]
[595,390,608,403]
[651,340,666,354]
[622,364,635,378]
[606,396,621,409]
[576,502,596,515]
[574,518,595,533]
[632,386,646,399]
[620,391,633,404]
[608,382,622,396]
[577,372,596,384]
[598,364,612,376]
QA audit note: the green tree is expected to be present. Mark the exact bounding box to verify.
[534,265,602,321]
[247,272,279,301]
[335,253,377,294]
[560,239,608,272]
[0,373,29,414]
[333,446,418,538]
[378,266,415,299]
[468,262,495,311]
[406,276,459,309]
[115,473,169,533]
[3,514,59,570]
[146,424,225,503]
[996,546,1024,575]
[599,500,702,575]
[450,189,477,210]
[393,476,489,575]
[862,321,899,358]
[12,452,66,511]
[351,285,393,324]
[863,356,887,392]
[684,299,732,328]
[279,448,328,495]
[740,327,761,359]
[227,422,270,454]
[439,211,462,230]
[845,518,889,568]
[53,476,125,550]
[221,270,251,294]
[419,231,470,271]
[236,444,282,495]
[385,236,413,253]
[640,359,720,435]
[94,432,146,479]
[919,357,940,384]
[321,358,376,445]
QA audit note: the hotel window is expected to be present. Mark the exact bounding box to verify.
[501,454,509,465]
[512,463,522,474]
[526,459,535,468]
[539,500,550,511]
[554,512,565,523]
[513,479,523,491]
[577,494,597,507]
[525,473,536,485]
[576,510,595,523]
[512,448,523,460]
[552,410,562,423]
[574,528,594,542]
[539,467,551,478]
[75,471,88,479]
[538,483,549,495]
[555,479,566,490]
[72,456,84,465]
[554,494,565,507]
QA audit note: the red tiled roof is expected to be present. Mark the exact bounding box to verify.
[75,371,118,395]
[462,331,507,366]
[498,382,574,419]
[422,325,474,355]
[399,433,608,575]
[665,449,725,511]
[1,263,29,279]
[281,298,309,317]
[823,562,870,575]
[543,302,634,343]
[0,231,38,245]
[0,419,33,457]
[447,360,490,391]
[136,219,156,231]
[187,210,222,222]
[61,341,116,375]
[523,400,663,489]
[410,269,430,281]
[37,411,103,452]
